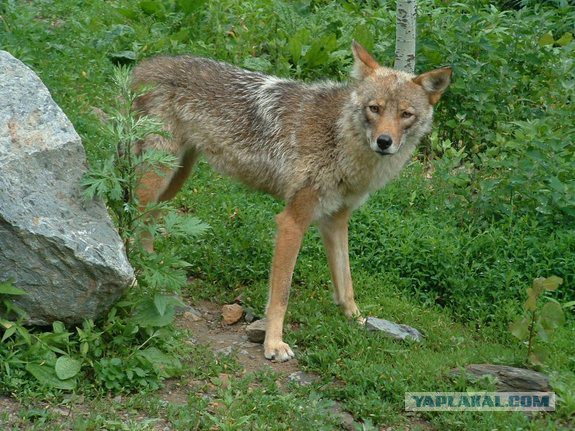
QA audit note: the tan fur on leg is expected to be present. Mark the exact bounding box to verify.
[136,147,199,252]
[136,167,174,252]
[264,187,318,361]
[319,208,363,322]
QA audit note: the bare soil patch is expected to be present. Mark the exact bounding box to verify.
[177,300,301,376]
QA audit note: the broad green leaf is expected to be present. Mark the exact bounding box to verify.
[138,346,171,364]
[242,57,272,73]
[170,28,190,43]
[556,32,573,47]
[548,176,566,193]
[540,276,563,291]
[304,33,337,68]
[531,279,545,296]
[139,0,165,18]
[353,24,375,52]
[177,0,207,14]
[55,356,82,380]
[562,301,575,310]
[134,367,147,377]
[132,298,175,327]
[524,287,538,311]
[0,281,27,296]
[52,321,66,334]
[509,316,530,340]
[288,34,303,63]
[538,32,554,46]
[116,7,139,20]
[16,324,32,344]
[80,342,89,356]
[536,321,550,342]
[137,347,182,376]
[154,293,168,316]
[109,51,137,66]
[26,363,76,390]
[529,345,548,366]
[1,325,16,342]
[540,302,565,330]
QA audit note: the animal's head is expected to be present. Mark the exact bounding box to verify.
[349,41,451,155]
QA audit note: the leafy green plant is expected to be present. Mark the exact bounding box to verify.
[509,276,565,365]
[0,280,28,333]
[0,300,189,395]
[0,67,208,397]
[1,1,574,429]
[82,66,209,294]
[551,371,575,419]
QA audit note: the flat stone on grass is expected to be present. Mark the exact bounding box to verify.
[365,317,424,342]
[287,371,318,386]
[450,364,550,391]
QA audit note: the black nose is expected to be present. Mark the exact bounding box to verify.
[376,134,393,151]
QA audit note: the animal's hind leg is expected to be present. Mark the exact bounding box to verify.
[136,138,199,251]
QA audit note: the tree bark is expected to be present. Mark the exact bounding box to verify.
[394,0,417,73]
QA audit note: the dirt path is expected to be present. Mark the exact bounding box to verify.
[177,301,301,376]
[171,301,361,430]
[0,300,436,430]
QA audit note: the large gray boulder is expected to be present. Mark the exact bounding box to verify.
[0,51,134,326]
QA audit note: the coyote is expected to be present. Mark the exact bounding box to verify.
[132,42,451,361]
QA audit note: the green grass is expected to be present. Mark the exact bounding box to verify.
[175,163,575,428]
[1,0,574,429]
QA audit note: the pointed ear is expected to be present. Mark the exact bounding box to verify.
[413,67,452,105]
[351,40,380,79]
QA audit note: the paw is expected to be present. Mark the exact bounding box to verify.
[342,303,364,324]
[347,310,366,325]
[264,340,294,362]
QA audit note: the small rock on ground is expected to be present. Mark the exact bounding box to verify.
[246,319,266,343]
[287,371,318,386]
[183,309,203,322]
[176,303,203,320]
[214,345,235,357]
[222,303,244,325]
[330,402,360,431]
[244,308,258,323]
[218,373,231,389]
[365,317,423,342]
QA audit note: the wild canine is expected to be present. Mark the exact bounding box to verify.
[132,41,451,362]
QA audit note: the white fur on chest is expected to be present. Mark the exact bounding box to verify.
[315,141,415,221]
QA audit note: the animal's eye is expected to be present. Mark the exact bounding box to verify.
[401,111,414,119]
[368,105,380,114]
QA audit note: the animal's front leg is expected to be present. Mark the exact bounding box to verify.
[319,208,364,324]
[264,188,316,361]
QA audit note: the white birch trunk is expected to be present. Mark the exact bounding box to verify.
[394,0,417,74]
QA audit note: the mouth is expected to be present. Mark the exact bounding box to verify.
[375,149,393,156]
